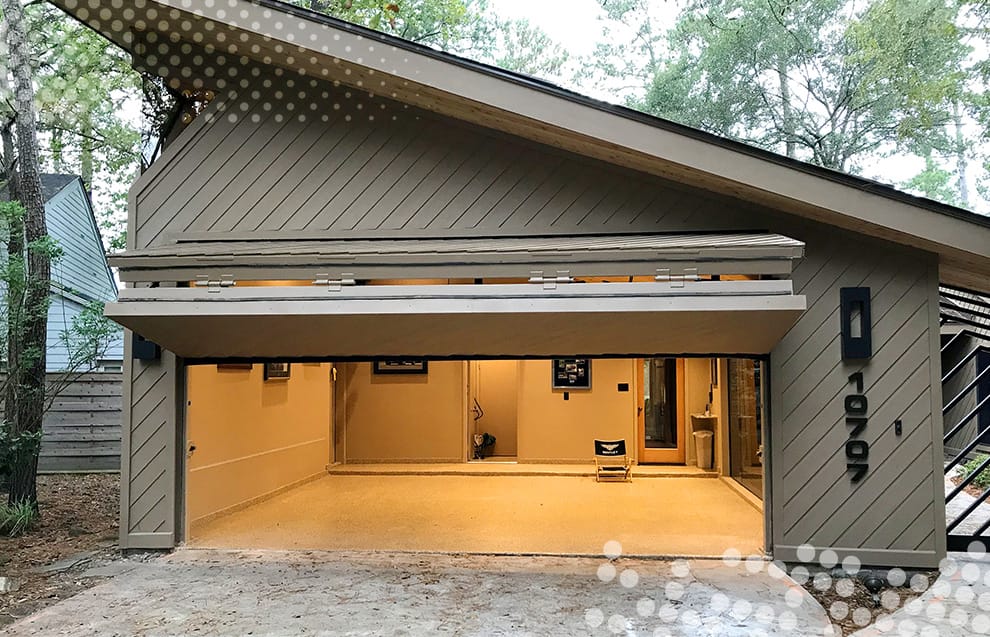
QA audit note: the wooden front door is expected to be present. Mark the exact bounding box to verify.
[637,358,686,464]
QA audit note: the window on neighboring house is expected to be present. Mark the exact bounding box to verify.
[96,359,124,373]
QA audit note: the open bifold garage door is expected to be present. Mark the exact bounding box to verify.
[105,233,807,359]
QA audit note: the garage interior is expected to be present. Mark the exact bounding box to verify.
[182,356,768,556]
[106,233,805,556]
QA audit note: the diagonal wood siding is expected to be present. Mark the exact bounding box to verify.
[769,221,945,567]
[130,69,752,249]
[121,53,946,565]
[120,332,181,550]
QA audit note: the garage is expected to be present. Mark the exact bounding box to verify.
[106,233,804,556]
[71,0,985,568]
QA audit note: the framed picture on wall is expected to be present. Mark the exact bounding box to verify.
[263,362,291,380]
[552,358,591,389]
[217,363,253,371]
[373,359,429,375]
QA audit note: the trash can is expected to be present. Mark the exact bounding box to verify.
[693,430,714,470]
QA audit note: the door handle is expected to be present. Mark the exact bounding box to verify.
[472,398,485,421]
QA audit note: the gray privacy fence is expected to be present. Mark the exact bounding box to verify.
[1,373,122,472]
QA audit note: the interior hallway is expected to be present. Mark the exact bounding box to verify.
[190,474,763,556]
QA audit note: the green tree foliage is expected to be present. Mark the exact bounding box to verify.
[634,0,970,174]
[288,0,569,77]
[0,3,141,250]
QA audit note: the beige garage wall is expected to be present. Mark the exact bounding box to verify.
[516,359,637,463]
[342,362,466,462]
[471,360,519,457]
[186,363,332,525]
[683,358,723,468]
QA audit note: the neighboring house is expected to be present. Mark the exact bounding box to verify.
[1,174,123,371]
[54,0,990,567]
[1,175,124,472]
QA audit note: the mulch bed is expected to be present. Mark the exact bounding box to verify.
[950,472,986,498]
[801,568,938,636]
[0,473,121,627]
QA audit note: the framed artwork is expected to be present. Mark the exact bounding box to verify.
[373,360,429,375]
[263,362,291,380]
[552,358,591,389]
[217,363,253,371]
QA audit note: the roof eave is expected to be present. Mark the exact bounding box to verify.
[47,0,990,293]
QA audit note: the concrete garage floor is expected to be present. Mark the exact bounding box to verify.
[191,475,763,556]
[4,550,832,636]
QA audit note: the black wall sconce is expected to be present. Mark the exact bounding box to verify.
[132,333,161,361]
[840,287,872,360]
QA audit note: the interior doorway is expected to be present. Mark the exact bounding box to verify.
[469,360,519,460]
[638,358,686,464]
[727,359,767,498]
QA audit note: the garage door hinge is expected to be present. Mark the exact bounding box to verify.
[194,275,236,293]
[529,270,574,290]
[314,273,357,291]
[655,267,698,288]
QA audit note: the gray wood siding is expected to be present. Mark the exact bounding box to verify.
[0,373,122,472]
[120,55,946,566]
[47,181,117,303]
[47,295,125,372]
[131,72,752,248]
[2,178,123,371]
[769,222,945,567]
[942,333,979,456]
[120,333,180,550]
[39,374,122,472]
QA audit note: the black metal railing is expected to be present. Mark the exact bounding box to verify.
[941,284,990,552]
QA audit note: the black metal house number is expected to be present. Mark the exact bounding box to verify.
[845,372,869,483]
[840,287,873,484]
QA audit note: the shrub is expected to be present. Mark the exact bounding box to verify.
[0,500,37,537]
[960,454,990,490]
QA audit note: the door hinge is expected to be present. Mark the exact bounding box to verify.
[529,270,574,290]
[655,267,698,288]
[194,275,236,293]
[314,273,357,291]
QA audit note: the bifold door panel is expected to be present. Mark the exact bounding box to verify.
[106,281,806,359]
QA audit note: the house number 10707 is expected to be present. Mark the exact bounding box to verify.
[845,372,869,483]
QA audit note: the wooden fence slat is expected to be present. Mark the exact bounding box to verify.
[0,372,125,472]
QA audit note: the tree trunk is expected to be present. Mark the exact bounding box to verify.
[80,116,94,193]
[777,63,796,159]
[50,128,64,173]
[953,103,970,209]
[2,0,51,509]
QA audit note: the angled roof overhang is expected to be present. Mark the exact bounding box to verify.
[49,0,990,293]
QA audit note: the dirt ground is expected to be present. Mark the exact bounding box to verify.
[799,569,937,636]
[0,474,122,627]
